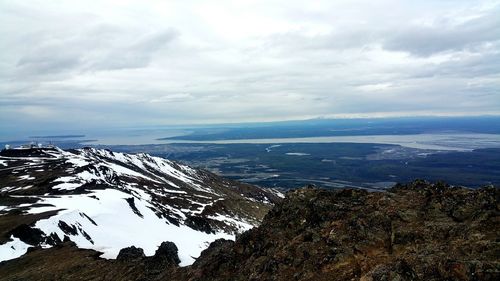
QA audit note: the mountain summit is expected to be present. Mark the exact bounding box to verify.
[0,146,282,265]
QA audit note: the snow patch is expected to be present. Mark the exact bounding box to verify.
[27,189,234,266]
[1,186,16,192]
[101,162,160,183]
[17,175,35,181]
[208,214,254,233]
[0,236,31,262]
[65,157,89,167]
[52,182,82,190]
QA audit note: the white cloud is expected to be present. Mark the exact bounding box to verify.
[0,0,499,134]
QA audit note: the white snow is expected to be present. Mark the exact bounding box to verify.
[275,191,285,199]
[66,157,89,167]
[26,189,234,266]
[55,176,76,182]
[0,236,30,262]
[52,182,82,190]
[26,205,60,214]
[78,170,100,181]
[0,160,7,166]
[17,175,35,181]
[208,214,254,233]
[143,157,212,192]
[52,176,81,190]
[51,170,106,190]
[163,189,187,194]
[101,162,160,183]
[1,186,16,192]
[0,185,34,193]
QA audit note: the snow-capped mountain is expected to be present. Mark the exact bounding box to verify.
[0,146,282,265]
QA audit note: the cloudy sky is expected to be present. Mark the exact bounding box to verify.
[1,0,499,133]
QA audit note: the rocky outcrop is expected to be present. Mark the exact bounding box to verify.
[116,246,146,262]
[152,241,180,266]
[9,224,62,246]
[182,180,499,280]
[114,242,181,278]
[115,242,180,266]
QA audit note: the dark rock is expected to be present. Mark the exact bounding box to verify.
[58,220,78,236]
[25,246,41,253]
[116,246,146,262]
[166,215,180,226]
[9,224,46,245]
[153,241,180,266]
[143,242,181,277]
[185,215,213,234]
[80,229,94,244]
[125,197,143,218]
[45,232,62,245]
[81,212,98,225]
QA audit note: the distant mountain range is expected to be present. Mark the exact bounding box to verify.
[159,116,500,141]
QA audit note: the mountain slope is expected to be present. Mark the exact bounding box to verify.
[0,181,497,281]
[180,181,499,280]
[0,146,282,265]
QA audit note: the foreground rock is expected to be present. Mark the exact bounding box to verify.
[0,241,181,281]
[0,180,498,280]
[181,180,499,281]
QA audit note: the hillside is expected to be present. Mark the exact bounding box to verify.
[182,181,499,280]
[0,180,498,280]
[0,146,281,266]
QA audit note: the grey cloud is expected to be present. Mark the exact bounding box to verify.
[16,45,82,75]
[262,4,500,58]
[406,47,500,79]
[0,0,499,135]
[383,6,500,56]
[87,29,178,71]
[149,93,193,103]
[263,27,375,52]
[14,26,178,76]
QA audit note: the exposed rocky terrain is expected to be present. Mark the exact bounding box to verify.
[0,179,498,280]
[182,181,499,280]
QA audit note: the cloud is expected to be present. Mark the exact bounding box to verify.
[0,0,499,136]
[15,26,178,75]
[382,5,500,56]
[149,93,193,103]
[86,29,178,71]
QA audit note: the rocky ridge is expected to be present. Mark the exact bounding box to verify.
[0,180,498,280]
[0,146,281,265]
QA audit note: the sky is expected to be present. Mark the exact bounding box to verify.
[1,0,499,134]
